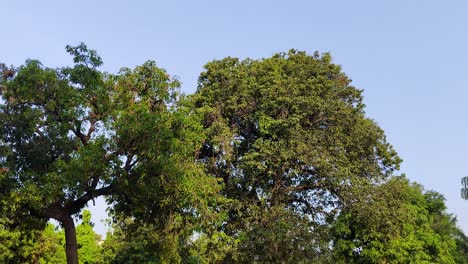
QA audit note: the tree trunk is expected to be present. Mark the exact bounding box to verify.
[62,214,79,264]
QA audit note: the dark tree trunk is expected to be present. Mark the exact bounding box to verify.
[62,214,79,264]
[32,187,113,264]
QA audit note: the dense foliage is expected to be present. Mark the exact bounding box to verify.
[0,44,218,263]
[191,50,402,261]
[332,176,466,263]
[0,221,65,263]
[0,210,98,264]
[0,46,466,263]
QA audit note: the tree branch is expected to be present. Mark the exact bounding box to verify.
[86,114,96,139]
[65,185,113,215]
[32,206,68,222]
[124,154,136,172]
[72,128,89,145]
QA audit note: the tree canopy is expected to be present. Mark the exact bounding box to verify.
[332,176,465,263]
[0,44,219,263]
[191,50,402,261]
[0,45,466,263]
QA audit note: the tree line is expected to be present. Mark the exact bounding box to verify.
[0,44,467,263]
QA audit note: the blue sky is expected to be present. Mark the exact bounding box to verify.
[2,0,467,236]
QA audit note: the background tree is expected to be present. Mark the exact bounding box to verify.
[0,44,219,264]
[76,210,102,264]
[191,50,401,261]
[452,228,468,264]
[0,219,66,263]
[332,176,463,263]
[98,218,161,264]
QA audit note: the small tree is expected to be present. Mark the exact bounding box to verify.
[76,210,101,264]
[0,44,218,263]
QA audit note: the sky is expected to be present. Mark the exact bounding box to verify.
[2,0,467,236]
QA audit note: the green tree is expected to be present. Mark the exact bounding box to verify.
[98,218,160,264]
[36,223,67,263]
[452,228,468,264]
[0,220,66,263]
[76,210,101,264]
[191,50,401,262]
[332,176,464,263]
[0,44,218,263]
[0,210,103,264]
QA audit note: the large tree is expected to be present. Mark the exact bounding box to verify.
[192,50,402,261]
[0,44,218,263]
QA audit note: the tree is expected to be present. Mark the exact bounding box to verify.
[452,228,468,264]
[0,219,66,263]
[0,210,105,264]
[191,50,401,261]
[76,210,101,264]
[0,44,218,263]
[98,218,162,264]
[332,176,467,263]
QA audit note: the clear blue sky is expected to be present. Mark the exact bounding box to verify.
[2,0,467,236]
